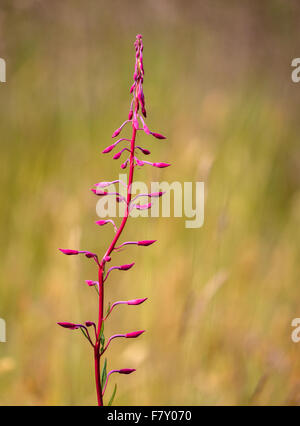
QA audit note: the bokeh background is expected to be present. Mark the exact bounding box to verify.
[0,0,300,406]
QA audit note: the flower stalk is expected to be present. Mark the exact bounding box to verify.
[58,34,169,406]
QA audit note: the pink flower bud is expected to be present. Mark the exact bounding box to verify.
[112,128,121,138]
[125,330,145,338]
[128,110,133,120]
[152,162,170,168]
[112,121,129,138]
[127,298,148,305]
[150,192,164,197]
[118,369,136,374]
[143,122,151,135]
[91,188,108,196]
[104,255,111,262]
[113,148,130,160]
[113,151,122,160]
[135,203,152,210]
[136,158,145,166]
[151,132,166,140]
[140,117,150,135]
[57,322,80,330]
[59,249,79,255]
[136,146,150,155]
[95,220,109,226]
[121,159,129,169]
[85,280,98,287]
[85,321,95,327]
[84,251,97,259]
[102,144,115,153]
[119,263,135,271]
[95,219,117,232]
[137,240,156,246]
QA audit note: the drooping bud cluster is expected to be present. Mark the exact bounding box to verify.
[58,35,169,406]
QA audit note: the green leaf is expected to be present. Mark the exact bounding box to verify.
[100,321,104,335]
[79,327,89,341]
[107,384,117,406]
[106,302,111,317]
[101,358,107,389]
[100,334,105,352]
[99,321,105,351]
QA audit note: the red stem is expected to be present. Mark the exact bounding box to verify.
[94,124,136,406]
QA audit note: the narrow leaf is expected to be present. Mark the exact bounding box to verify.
[108,384,117,406]
[101,358,107,389]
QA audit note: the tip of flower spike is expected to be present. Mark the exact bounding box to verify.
[125,330,145,338]
[85,321,95,327]
[127,298,148,305]
[119,263,135,271]
[151,132,166,140]
[59,248,79,255]
[118,368,136,374]
[57,322,79,330]
[137,240,156,246]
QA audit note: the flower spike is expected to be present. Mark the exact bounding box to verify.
[58,34,168,406]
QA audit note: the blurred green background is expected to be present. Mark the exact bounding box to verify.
[0,0,300,406]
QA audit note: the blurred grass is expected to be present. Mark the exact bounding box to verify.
[0,0,300,405]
